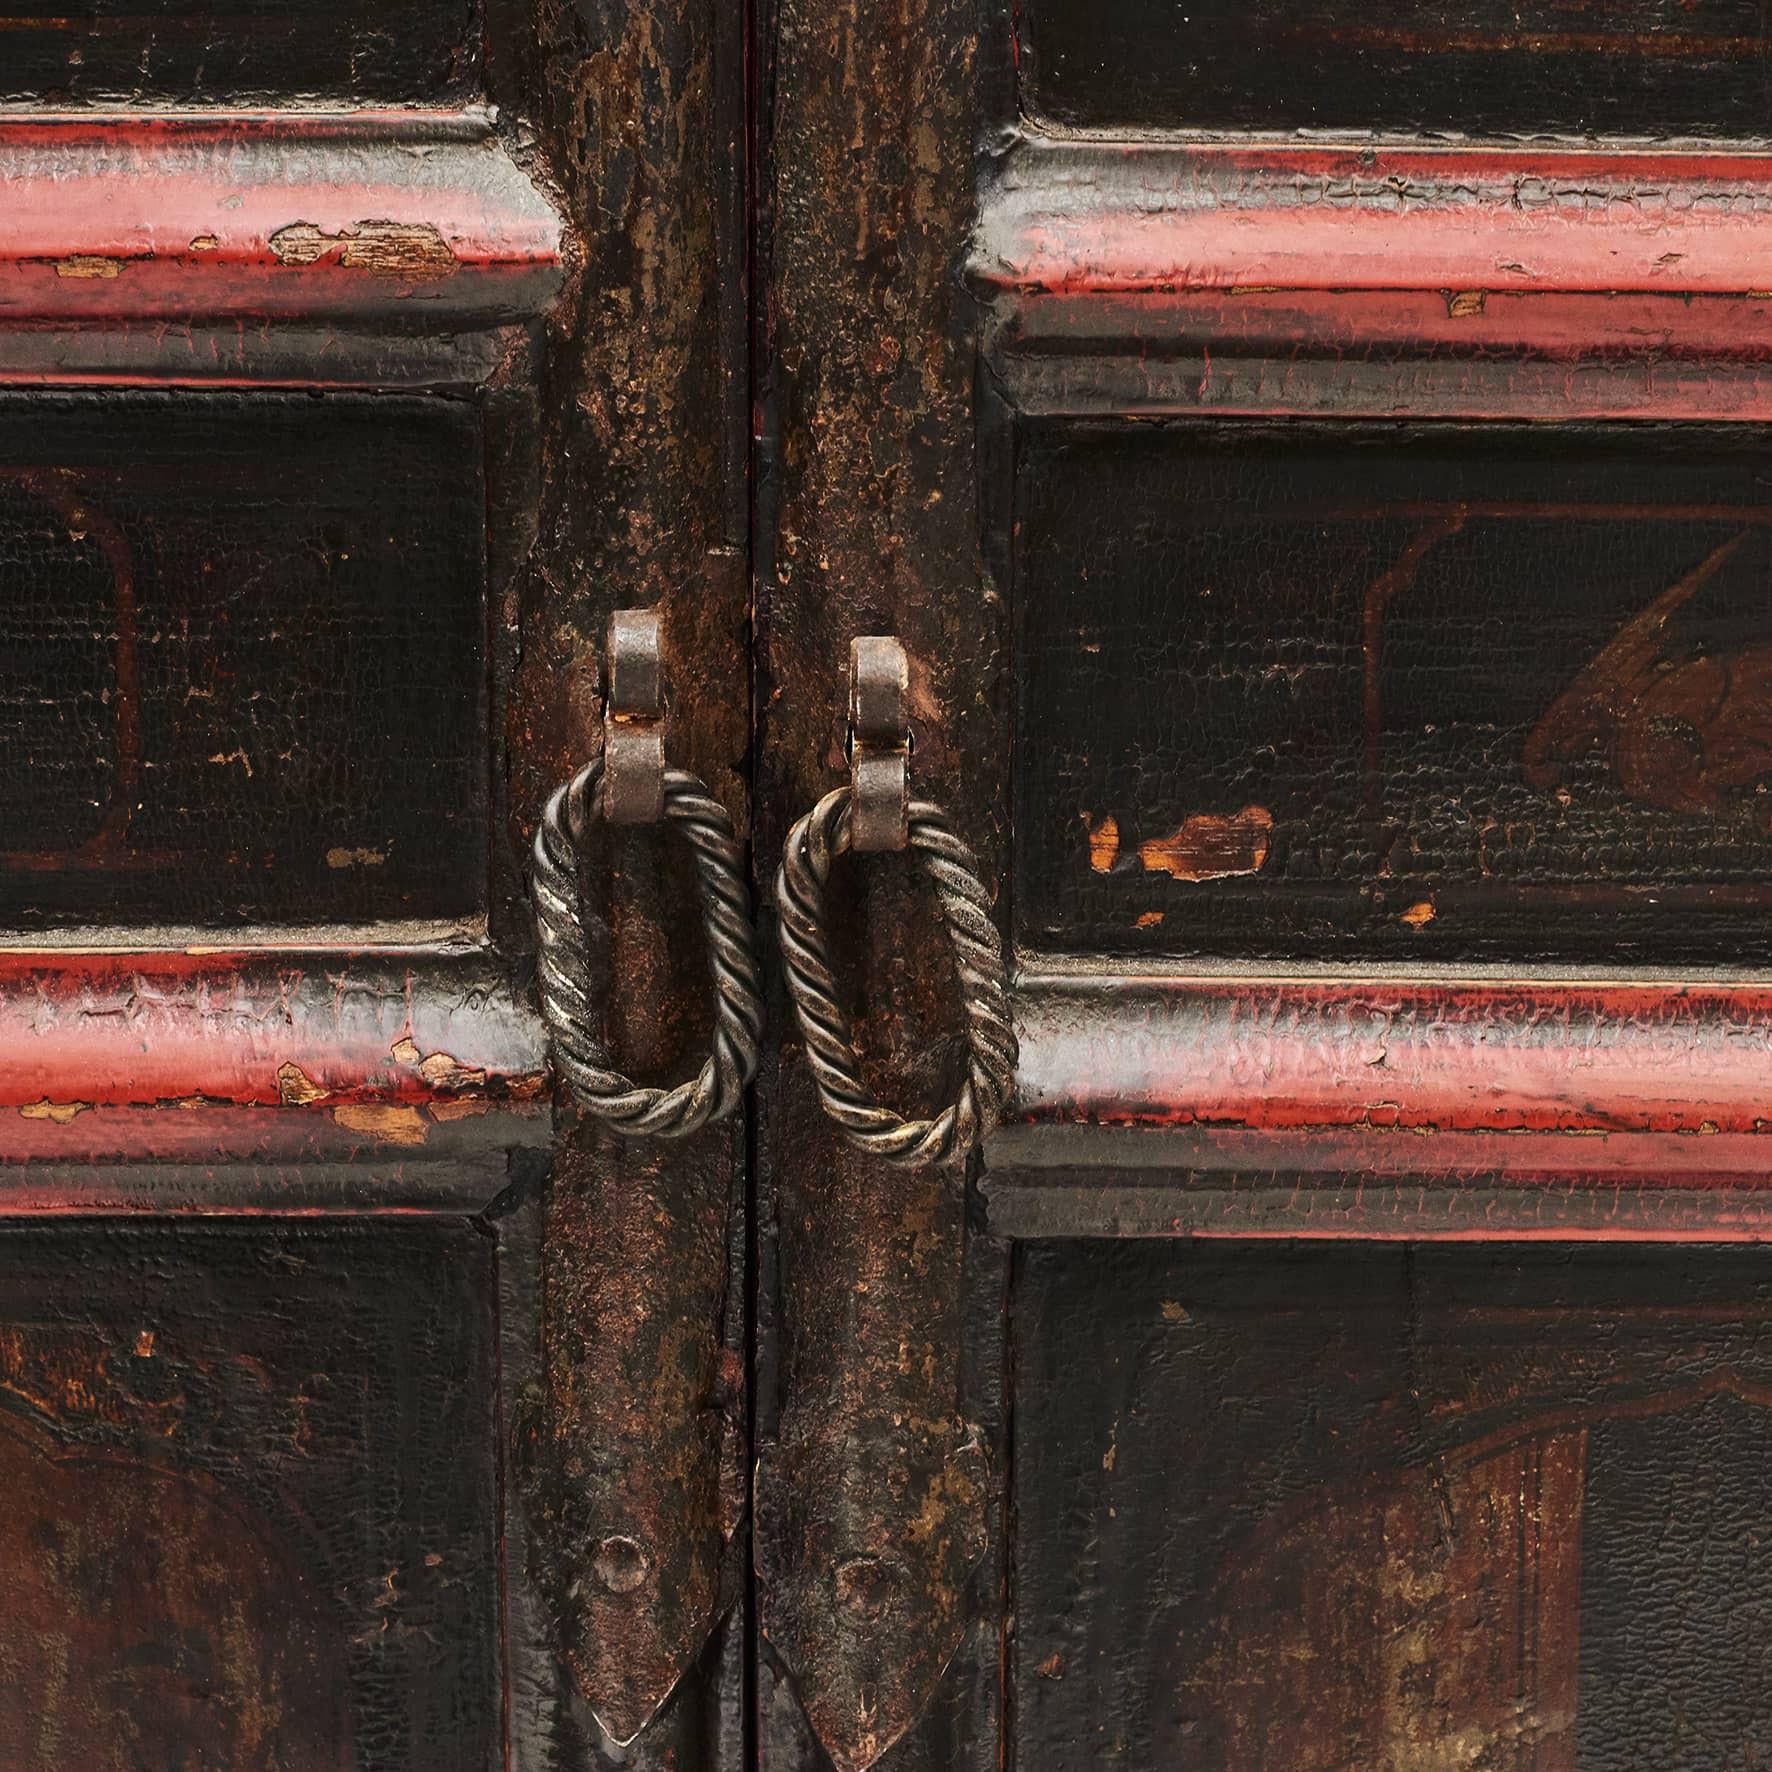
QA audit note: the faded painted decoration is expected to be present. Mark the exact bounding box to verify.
[0,1222,502,1769]
[1019,423,1772,962]
[0,395,485,931]
[1013,1243,1772,1771]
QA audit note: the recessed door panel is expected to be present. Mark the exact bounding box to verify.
[1,393,486,931]
[1012,1242,1772,1771]
[1016,421,1772,961]
[0,1218,501,1770]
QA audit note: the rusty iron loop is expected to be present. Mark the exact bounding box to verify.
[776,786,1016,1167]
[532,756,764,1136]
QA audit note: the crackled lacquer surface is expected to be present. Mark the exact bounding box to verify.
[0,1220,500,1770]
[1020,0,1772,135]
[0,393,486,930]
[1012,1243,1772,1771]
[1018,422,1772,960]
[0,0,477,103]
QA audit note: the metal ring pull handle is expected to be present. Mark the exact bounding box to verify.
[775,638,1016,1168]
[531,611,764,1137]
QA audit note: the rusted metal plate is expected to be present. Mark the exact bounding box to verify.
[1018,0,1772,136]
[601,609,669,827]
[0,116,564,388]
[0,1218,500,1767]
[1010,1241,1772,1768]
[977,142,1772,422]
[847,637,911,854]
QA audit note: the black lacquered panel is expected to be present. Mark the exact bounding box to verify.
[0,393,485,930]
[1020,0,1772,137]
[1016,422,1772,961]
[2,0,476,103]
[1013,1243,1772,1772]
[0,1220,499,1769]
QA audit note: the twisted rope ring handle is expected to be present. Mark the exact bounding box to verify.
[776,786,1016,1168]
[532,756,764,1137]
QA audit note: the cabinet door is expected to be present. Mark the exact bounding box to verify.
[0,0,749,1767]
[753,4,1772,1770]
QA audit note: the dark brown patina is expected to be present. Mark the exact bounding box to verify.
[509,0,751,1743]
[753,0,1007,1763]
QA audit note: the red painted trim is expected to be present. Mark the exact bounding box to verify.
[0,112,564,382]
[0,1102,548,1169]
[1014,974,1772,1138]
[977,140,1772,417]
[981,141,1772,299]
[0,949,547,1159]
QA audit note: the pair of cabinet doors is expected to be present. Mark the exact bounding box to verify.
[6,1,1772,1768]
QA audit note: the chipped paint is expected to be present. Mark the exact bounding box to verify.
[276,1063,330,1107]
[18,1099,88,1124]
[1086,813,1120,872]
[1138,806,1272,881]
[427,1098,493,1122]
[269,220,457,278]
[54,255,122,279]
[0,954,547,1152]
[418,1052,487,1090]
[390,1037,488,1091]
[330,1104,427,1145]
[0,122,566,386]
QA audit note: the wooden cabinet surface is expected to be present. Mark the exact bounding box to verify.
[6,2,1772,1769]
